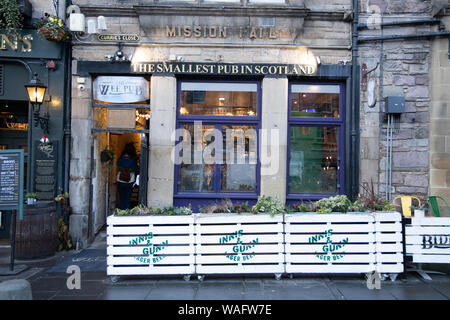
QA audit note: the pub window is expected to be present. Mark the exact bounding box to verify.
[175,81,260,200]
[287,83,344,200]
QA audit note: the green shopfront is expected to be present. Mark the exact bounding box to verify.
[0,30,70,239]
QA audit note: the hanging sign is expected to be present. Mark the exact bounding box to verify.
[93,76,149,103]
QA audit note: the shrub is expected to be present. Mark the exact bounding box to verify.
[251,195,286,217]
[315,195,352,213]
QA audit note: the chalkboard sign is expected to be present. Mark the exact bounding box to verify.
[0,149,24,218]
[34,142,58,201]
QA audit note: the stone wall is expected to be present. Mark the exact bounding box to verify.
[429,13,450,217]
[358,1,435,203]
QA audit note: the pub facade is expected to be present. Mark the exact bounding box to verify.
[0,1,70,241]
[68,0,448,247]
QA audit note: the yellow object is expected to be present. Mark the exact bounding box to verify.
[392,196,421,217]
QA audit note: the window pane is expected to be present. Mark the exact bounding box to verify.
[178,124,215,192]
[289,126,338,194]
[221,125,257,192]
[291,84,340,118]
[180,82,257,116]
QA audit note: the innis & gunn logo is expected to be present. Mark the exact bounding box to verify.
[309,229,349,261]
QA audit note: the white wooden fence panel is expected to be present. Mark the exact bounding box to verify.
[196,264,284,274]
[405,217,450,265]
[286,254,376,263]
[195,213,284,275]
[285,264,375,273]
[284,223,375,233]
[107,215,196,276]
[285,243,376,253]
[196,244,284,254]
[107,266,196,275]
[373,212,404,274]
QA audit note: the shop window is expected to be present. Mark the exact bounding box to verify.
[180,82,257,117]
[288,83,344,199]
[175,81,260,199]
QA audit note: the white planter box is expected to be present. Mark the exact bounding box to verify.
[284,212,403,274]
[405,217,450,264]
[195,213,285,276]
[106,211,404,278]
[107,215,195,276]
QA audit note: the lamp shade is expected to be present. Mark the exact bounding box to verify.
[25,74,47,104]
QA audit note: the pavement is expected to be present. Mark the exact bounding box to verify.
[1,229,450,301]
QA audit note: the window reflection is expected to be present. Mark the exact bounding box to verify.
[179,124,215,192]
[221,125,257,192]
[289,126,338,194]
[180,82,257,116]
[291,84,340,118]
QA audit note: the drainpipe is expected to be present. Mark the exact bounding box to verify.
[351,0,360,201]
[63,42,72,194]
[358,18,444,31]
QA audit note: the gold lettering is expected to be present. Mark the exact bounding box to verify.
[209,26,216,38]
[148,64,156,73]
[193,26,202,38]
[254,65,261,74]
[259,27,264,39]
[291,65,299,75]
[177,26,182,37]
[239,27,244,39]
[268,66,278,75]
[218,27,227,38]
[217,65,225,74]
[202,65,209,73]
[173,64,181,73]
[1,34,18,51]
[156,64,164,73]
[245,65,253,74]
[269,28,277,39]
[21,34,33,52]
[183,26,192,38]
[249,28,257,39]
[166,26,176,37]
[260,65,268,74]
[232,65,239,74]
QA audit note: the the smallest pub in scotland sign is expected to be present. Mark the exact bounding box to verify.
[131,62,317,77]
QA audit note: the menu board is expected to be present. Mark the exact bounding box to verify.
[34,142,57,201]
[0,150,23,213]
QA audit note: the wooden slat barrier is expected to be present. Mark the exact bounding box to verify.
[106,212,404,278]
[194,213,285,275]
[405,217,450,264]
[107,215,195,276]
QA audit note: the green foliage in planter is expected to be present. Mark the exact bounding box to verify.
[114,204,192,216]
[315,195,352,213]
[25,192,37,199]
[0,0,23,31]
[231,201,250,214]
[287,202,311,212]
[352,180,395,212]
[251,195,286,217]
[199,199,233,213]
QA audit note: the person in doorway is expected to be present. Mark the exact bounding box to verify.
[117,143,138,210]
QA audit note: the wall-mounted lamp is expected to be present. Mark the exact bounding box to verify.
[25,73,49,133]
[106,43,131,62]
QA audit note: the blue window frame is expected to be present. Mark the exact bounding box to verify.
[174,80,261,208]
[287,82,346,202]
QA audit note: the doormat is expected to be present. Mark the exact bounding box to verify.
[46,249,106,273]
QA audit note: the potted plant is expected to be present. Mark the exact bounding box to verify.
[100,149,114,168]
[0,0,23,32]
[34,12,70,42]
[410,204,427,218]
[25,192,36,205]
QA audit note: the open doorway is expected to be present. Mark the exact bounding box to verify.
[92,131,148,235]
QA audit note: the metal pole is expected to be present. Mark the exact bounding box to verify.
[10,212,16,271]
[389,114,394,201]
[386,114,390,201]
